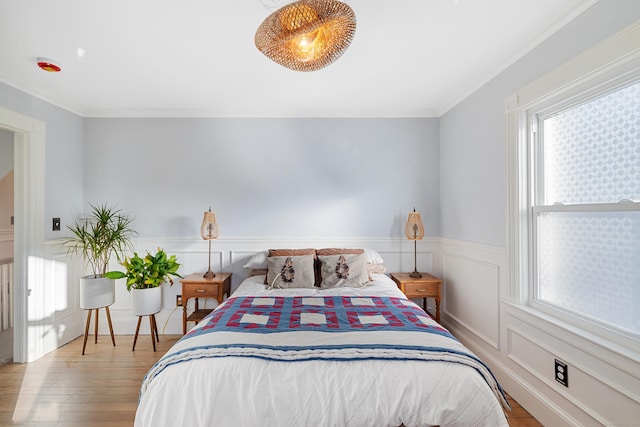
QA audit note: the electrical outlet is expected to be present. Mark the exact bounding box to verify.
[52,217,61,231]
[176,295,183,307]
[555,359,568,387]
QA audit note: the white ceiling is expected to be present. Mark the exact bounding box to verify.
[0,0,597,118]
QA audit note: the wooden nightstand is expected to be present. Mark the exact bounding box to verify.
[390,272,442,323]
[181,272,231,334]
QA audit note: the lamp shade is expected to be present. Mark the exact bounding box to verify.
[255,0,356,72]
[200,210,219,241]
[405,210,424,241]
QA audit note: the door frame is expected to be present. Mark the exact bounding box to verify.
[0,107,45,363]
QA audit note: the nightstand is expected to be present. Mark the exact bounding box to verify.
[181,272,231,334]
[390,272,442,323]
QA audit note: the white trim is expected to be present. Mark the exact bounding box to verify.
[506,20,640,350]
[82,108,441,119]
[0,107,46,363]
[0,229,13,241]
[439,0,601,116]
[452,323,585,427]
[442,252,500,350]
[504,302,640,395]
[0,74,85,118]
[513,21,640,111]
[533,202,640,213]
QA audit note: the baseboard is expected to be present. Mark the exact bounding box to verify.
[449,323,582,427]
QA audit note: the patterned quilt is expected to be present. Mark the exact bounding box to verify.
[141,295,509,409]
[188,295,452,336]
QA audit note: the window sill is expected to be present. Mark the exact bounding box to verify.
[503,300,640,365]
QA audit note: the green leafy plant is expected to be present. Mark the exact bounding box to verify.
[106,248,181,291]
[60,203,136,278]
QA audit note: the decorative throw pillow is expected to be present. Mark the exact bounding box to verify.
[266,249,317,285]
[266,255,316,289]
[318,253,370,289]
[316,248,364,286]
[268,248,316,257]
[316,248,364,257]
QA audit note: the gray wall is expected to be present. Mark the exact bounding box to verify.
[0,83,84,241]
[84,118,440,239]
[439,0,640,247]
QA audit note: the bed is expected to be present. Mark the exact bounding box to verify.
[135,249,509,426]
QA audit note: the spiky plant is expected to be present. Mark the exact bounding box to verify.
[60,203,136,278]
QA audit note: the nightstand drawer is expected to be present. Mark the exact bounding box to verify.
[390,272,442,323]
[403,282,439,297]
[183,283,219,298]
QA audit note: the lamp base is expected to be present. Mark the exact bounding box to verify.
[409,271,422,278]
[203,270,216,279]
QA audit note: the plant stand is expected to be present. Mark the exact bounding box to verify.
[82,306,116,355]
[132,313,159,351]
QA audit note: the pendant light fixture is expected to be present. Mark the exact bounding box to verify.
[255,0,356,72]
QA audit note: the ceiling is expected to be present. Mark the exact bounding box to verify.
[0,0,597,118]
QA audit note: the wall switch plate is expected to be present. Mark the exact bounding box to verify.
[555,359,568,387]
[176,295,183,307]
[52,217,61,231]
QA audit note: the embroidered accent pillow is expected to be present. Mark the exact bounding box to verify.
[266,255,316,289]
[318,252,370,289]
[266,249,317,285]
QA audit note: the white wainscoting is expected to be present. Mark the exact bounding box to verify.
[36,236,640,425]
[45,236,440,338]
[439,238,640,427]
[0,229,12,261]
[440,238,506,351]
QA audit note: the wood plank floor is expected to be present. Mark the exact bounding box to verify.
[0,335,542,426]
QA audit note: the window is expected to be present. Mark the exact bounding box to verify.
[507,22,640,345]
[533,82,640,334]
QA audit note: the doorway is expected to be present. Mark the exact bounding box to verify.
[0,107,46,363]
[0,128,14,365]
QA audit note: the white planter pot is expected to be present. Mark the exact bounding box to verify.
[79,276,116,309]
[132,286,162,316]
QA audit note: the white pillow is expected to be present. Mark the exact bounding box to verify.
[318,253,370,289]
[266,255,316,289]
[364,248,384,264]
[242,251,268,269]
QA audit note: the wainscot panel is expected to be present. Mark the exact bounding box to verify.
[441,239,504,350]
[47,237,438,336]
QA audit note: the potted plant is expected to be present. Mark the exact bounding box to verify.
[60,203,135,309]
[106,248,181,315]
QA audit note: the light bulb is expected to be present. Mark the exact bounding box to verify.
[291,27,324,61]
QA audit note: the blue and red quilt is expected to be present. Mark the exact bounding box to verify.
[186,295,451,337]
[141,294,509,410]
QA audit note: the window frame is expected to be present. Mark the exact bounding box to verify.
[506,21,640,349]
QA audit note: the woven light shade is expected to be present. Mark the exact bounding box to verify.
[405,209,425,241]
[200,208,219,278]
[255,0,356,72]
[405,208,424,278]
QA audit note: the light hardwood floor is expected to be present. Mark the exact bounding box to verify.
[0,335,542,426]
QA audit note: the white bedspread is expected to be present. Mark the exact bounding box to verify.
[135,274,509,427]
